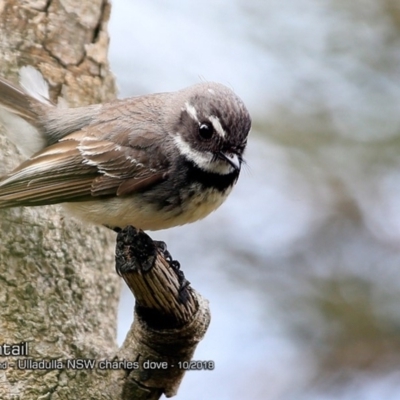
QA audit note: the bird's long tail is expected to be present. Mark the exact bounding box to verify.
[0,67,52,156]
[0,77,39,123]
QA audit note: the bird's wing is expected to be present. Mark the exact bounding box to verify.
[0,128,170,208]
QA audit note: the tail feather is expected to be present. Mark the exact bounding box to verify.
[0,67,53,156]
[0,77,39,122]
[19,66,53,107]
[0,67,100,156]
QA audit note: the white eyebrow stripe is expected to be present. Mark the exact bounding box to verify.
[209,115,226,138]
[184,102,199,122]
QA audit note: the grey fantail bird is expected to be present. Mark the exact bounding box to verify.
[0,67,251,230]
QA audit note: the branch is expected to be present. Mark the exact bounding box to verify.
[115,226,211,399]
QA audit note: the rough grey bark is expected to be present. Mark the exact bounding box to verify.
[0,1,122,398]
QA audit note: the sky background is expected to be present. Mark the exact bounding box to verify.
[108,1,400,399]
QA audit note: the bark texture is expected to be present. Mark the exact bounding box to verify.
[0,1,121,398]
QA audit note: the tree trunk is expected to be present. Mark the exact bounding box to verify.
[0,2,212,399]
[0,1,121,398]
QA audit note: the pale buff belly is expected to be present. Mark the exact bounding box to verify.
[62,185,233,230]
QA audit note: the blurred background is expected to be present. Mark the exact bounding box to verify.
[110,1,400,399]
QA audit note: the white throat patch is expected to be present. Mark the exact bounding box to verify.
[173,134,234,175]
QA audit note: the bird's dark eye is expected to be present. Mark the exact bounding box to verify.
[198,122,214,140]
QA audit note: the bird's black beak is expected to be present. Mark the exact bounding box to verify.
[218,151,241,171]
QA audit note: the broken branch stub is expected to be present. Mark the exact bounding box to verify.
[115,226,211,398]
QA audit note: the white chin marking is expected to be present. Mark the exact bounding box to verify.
[173,134,234,175]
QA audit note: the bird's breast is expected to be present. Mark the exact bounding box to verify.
[63,160,239,230]
[171,182,234,225]
[63,183,233,231]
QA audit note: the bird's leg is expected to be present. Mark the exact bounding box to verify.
[113,227,190,300]
[153,240,172,261]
